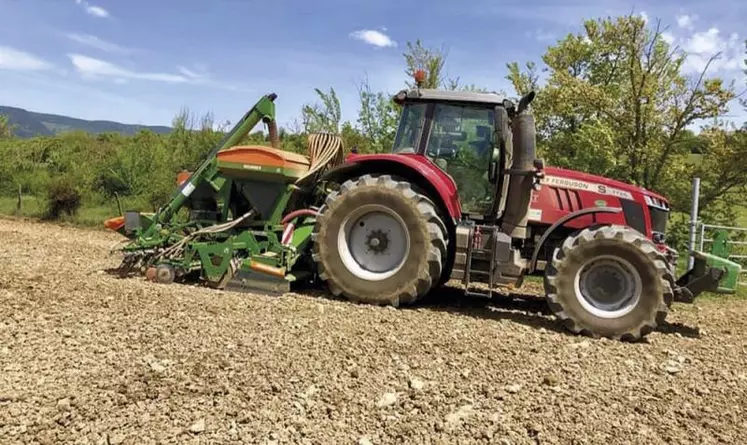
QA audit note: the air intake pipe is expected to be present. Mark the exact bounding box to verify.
[501,92,537,239]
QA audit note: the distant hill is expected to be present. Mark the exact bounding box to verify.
[0,106,172,138]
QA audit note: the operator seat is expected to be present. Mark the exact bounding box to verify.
[470,125,493,159]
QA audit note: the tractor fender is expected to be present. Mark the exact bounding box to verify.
[320,154,462,221]
[528,206,623,273]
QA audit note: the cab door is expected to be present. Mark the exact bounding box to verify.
[422,103,499,219]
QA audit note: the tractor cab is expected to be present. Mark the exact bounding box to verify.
[391,81,538,231]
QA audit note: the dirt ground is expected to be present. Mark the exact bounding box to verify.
[0,216,746,445]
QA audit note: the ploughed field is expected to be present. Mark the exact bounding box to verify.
[1,216,746,445]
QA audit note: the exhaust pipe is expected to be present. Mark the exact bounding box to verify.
[501,92,537,239]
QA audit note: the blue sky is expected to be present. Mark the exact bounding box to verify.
[0,0,745,129]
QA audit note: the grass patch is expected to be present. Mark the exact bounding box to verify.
[735,205,747,227]
[0,195,45,218]
[0,195,126,228]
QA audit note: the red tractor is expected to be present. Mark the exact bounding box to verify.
[311,83,730,341]
[106,79,735,342]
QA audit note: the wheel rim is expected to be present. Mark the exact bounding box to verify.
[337,204,410,281]
[573,255,642,319]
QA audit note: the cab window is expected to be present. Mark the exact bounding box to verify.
[392,103,427,154]
[426,104,495,215]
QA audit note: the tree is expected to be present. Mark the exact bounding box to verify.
[0,114,15,139]
[403,39,448,89]
[301,87,342,133]
[402,39,470,90]
[506,14,737,213]
[356,77,399,153]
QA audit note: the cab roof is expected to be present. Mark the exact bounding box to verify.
[393,88,509,107]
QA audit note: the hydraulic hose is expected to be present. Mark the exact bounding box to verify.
[281,209,319,225]
[296,132,345,185]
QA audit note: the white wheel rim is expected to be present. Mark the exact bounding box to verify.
[573,255,642,319]
[337,204,410,281]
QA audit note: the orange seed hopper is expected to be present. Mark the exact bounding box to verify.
[216,145,310,182]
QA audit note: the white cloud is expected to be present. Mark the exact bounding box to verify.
[349,29,397,48]
[86,6,109,18]
[68,54,188,83]
[661,31,675,45]
[74,0,110,18]
[683,27,722,54]
[639,11,648,23]
[676,14,697,30]
[177,66,208,80]
[530,29,556,42]
[677,27,745,74]
[67,54,253,92]
[0,46,53,71]
[65,33,134,54]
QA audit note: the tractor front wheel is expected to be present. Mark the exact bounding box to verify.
[312,174,447,306]
[543,225,672,341]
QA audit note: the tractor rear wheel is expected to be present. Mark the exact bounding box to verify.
[312,174,447,306]
[543,225,672,341]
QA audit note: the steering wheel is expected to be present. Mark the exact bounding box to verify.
[426,145,458,159]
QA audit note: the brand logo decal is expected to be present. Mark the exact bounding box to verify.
[542,175,633,200]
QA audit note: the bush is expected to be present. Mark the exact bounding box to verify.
[45,176,82,220]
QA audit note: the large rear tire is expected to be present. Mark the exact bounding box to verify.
[543,225,672,341]
[312,174,447,306]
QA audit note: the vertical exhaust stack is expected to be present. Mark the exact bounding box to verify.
[501,92,537,239]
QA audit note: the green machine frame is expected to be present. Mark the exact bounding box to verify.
[113,93,319,291]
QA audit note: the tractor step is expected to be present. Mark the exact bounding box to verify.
[456,222,514,299]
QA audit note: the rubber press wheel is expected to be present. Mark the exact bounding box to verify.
[543,225,672,341]
[155,264,176,284]
[312,174,448,306]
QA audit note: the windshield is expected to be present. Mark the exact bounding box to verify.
[425,104,494,161]
[392,103,427,154]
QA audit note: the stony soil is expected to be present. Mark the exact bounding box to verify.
[0,216,746,445]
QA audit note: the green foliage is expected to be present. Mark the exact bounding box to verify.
[0,106,234,222]
[356,78,400,153]
[403,39,448,89]
[0,114,15,139]
[301,87,342,133]
[45,175,82,219]
[507,14,742,223]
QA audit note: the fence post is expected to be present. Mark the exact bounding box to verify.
[16,183,22,214]
[687,177,700,270]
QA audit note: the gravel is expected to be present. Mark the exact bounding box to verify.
[1,216,746,445]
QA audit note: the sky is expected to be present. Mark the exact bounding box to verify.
[0,0,745,130]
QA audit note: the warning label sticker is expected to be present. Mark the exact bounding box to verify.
[528,208,542,221]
